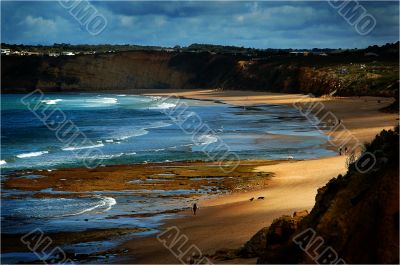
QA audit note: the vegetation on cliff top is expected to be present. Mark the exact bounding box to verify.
[2,42,399,100]
[2,41,398,56]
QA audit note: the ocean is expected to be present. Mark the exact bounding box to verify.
[1,93,334,172]
[1,92,335,263]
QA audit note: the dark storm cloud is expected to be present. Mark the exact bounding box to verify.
[1,1,398,48]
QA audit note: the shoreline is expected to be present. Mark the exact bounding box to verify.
[2,89,397,264]
[139,89,396,146]
[114,89,397,263]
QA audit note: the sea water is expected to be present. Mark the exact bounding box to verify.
[1,93,335,262]
[1,93,334,172]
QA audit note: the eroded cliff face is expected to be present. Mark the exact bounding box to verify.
[296,128,399,264]
[238,127,399,264]
[45,52,193,91]
[2,51,399,98]
[2,51,256,93]
[2,51,193,92]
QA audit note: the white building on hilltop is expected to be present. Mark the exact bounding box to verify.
[1,48,11,55]
[62,51,75,56]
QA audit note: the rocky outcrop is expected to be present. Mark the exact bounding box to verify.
[234,212,307,263]
[294,127,400,264]
[239,127,399,264]
[238,227,269,258]
[2,51,398,98]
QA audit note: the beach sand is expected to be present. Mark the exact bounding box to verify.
[142,89,397,147]
[114,89,397,263]
[117,157,347,264]
[4,89,396,263]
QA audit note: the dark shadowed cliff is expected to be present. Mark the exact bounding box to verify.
[235,127,399,264]
[2,51,399,98]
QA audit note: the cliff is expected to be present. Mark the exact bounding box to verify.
[295,127,399,264]
[236,127,399,264]
[2,51,191,92]
[2,51,399,98]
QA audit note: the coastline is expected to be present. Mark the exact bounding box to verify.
[139,89,397,147]
[2,89,397,264]
[110,89,397,263]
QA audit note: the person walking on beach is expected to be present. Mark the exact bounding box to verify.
[192,203,198,216]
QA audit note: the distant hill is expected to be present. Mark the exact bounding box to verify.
[2,42,399,99]
[2,41,399,56]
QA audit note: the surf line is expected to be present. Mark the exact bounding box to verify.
[21,89,104,169]
[153,95,240,173]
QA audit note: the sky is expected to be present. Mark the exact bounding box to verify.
[1,1,399,49]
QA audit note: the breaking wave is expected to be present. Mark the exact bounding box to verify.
[149,102,177,110]
[2,196,117,219]
[16,151,49,158]
[62,143,104,151]
[84,97,118,105]
[41,99,63,105]
[195,135,219,145]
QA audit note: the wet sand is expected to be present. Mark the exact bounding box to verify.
[113,89,397,263]
[141,89,397,148]
[2,160,275,263]
[3,160,274,195]
[116,156,347,263]
[3,89,397,264]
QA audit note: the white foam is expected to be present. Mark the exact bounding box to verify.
[85,97,118,105]
[66,196,116,216]
[95,98,118,104]
[99,153,125,159]
[196,135,218,145]
[105,139,114,143]
[117,129,148,140]
[101,97,118,104]
[114,122,170,141]
[154,148,165,152]
[0,160,7,165]
[62,143,104,151]
[16,151,49,158]
[147,121,172,129]
[41,99,63,105]
[149,102,177,110]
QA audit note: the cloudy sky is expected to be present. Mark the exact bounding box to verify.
[1,1,398,49]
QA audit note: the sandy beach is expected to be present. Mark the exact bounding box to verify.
[2,2,399,263]
[141,89,397,147]
[111,89,398,263]
[2,89,397,264]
